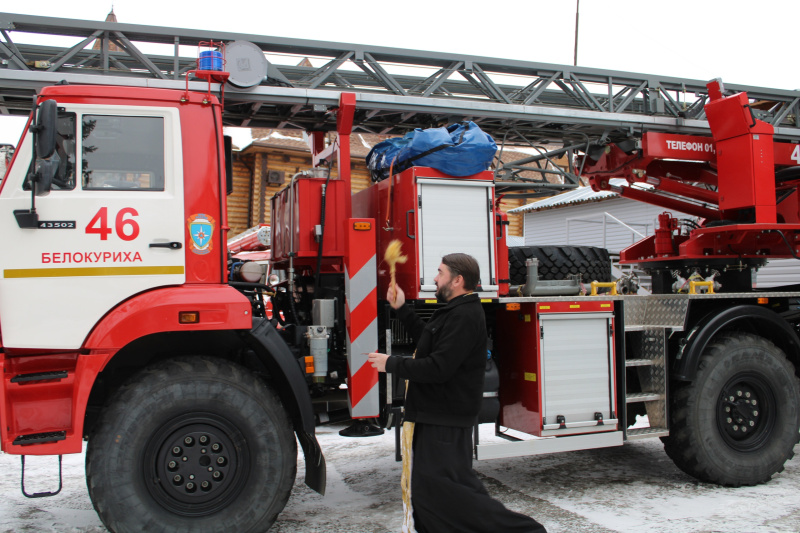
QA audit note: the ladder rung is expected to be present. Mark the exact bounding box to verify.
[625,392,663,403]
[625,358,656,367]
[627,427,669,440]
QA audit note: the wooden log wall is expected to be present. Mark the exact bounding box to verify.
[498,197,524,237]
[226,144,524,238]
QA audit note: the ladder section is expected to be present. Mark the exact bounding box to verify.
[1,12,800,143]
[624,328,669,440]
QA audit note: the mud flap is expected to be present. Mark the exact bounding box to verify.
[245,317,326,494]
[297,431,326,495]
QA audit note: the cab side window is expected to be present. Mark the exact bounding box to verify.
[23,112,77,191]
[82,115,165,191]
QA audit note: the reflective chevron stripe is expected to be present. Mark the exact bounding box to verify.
[345,219,378,418]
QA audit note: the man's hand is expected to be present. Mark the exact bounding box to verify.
[387,284,406,310]
[367,352,390,373]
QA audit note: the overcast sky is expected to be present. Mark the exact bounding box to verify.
[1,0,798,144]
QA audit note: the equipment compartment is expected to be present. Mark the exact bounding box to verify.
[497,300,618,437]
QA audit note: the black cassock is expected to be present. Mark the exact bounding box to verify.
[411,423,548,533]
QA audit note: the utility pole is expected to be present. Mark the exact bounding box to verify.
[574,0,580,66]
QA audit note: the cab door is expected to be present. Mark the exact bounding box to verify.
[0,104,185,349]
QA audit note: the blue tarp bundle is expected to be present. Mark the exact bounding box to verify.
[366,122,497,181]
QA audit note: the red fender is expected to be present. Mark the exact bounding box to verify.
[84,284,252,350]
[2,285,252,455]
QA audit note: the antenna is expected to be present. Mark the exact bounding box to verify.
[574,0,580,67]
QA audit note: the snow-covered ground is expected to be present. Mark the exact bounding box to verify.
[2,423,799,532]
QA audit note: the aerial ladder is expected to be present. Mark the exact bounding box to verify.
[1,11,800,196]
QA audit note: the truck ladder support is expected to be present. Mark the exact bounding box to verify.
[20,455,62,498]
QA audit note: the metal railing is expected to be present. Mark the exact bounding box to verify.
[566,211,650,249]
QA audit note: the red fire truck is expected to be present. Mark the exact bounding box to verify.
[0,76,798,533]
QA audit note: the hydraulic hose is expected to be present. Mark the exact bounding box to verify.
[287,171,305,324]
[314,164,332,295]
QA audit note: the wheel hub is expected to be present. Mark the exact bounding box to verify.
[721,385,760,439]
[717,373,775,452]
[145,414,250,516]
[156,424,236,504]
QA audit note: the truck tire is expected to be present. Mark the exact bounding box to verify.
[508,245,611,285]
[662,332,800,486]
[86,356,297,532]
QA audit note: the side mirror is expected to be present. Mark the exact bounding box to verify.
[34,153,60,197]
[14,99,59,228]
[34,99,57,159]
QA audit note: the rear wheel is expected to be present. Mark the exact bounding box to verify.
[663,332,800,486]
[86,356,296,532]
[508,245,611,285]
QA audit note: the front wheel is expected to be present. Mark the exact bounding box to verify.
[663,332,800,486]
[86,356,297,532]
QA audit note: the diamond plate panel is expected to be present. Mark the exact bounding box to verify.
[622,298,648,329]
[641,328,667,363]
[625,327,668,429]
[645,298,690,329]
[644,400,667,428]
[638,328,667,428]
[623,295,690,330]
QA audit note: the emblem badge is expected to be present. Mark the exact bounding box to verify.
[188,213,215,255]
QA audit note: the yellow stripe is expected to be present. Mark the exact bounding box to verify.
[4,266,185,279]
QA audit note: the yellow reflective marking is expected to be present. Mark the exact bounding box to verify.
[570,304,580,309]
[524,314,531,322]
[424,299,438,304]
[4,266,185,278]
[539,305,550,310]
[601,304,611,308]
[524,372,537,382]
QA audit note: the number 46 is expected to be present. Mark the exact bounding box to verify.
[86,207,140,241]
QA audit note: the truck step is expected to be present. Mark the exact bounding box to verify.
[625,392,663,403]
[625,358,657,367]
[21,455,63,498]
[12,431,67,446]
[627,427,669,440]
[10,371,68,384]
